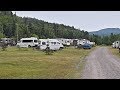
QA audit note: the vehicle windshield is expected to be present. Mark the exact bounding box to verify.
[34,40,38,43]
[42,42,46,45]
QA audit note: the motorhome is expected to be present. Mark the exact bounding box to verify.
[16,37,38,48]
[38,39,64,50]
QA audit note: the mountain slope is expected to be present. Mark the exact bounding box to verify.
[89,28,120,36]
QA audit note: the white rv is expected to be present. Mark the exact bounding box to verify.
[17,37,38,48]
[57,38,71,46]
[112,42,116,48]
[89,42,95,47]
[115,41,120,48]
[38,39,64,50]
[77,39,90,45]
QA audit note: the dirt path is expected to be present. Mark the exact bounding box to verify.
[81,47,120,79]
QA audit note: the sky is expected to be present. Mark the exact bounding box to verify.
[12,11,120,32]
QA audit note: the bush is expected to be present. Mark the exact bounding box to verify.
[0,42,8,51]
[44,44,54,55]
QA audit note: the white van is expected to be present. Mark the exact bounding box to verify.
[38,39,64,50]
[17,37,38,48]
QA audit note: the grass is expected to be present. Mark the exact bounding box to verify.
[109,46,120,57]
[0,46,95,79]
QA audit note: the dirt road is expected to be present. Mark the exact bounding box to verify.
[81,47,120,79]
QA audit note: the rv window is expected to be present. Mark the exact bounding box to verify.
[22,40,33,43]
[42,42,46,45]
[51,42,54,44]
[54,42,56,45]
[57,42,60,44]
[34,40,38,43]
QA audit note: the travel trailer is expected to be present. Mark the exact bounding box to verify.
[112,42,116,48]
[38,39,64,51]
[0,38,16,46]
[56,38,71,46]
[114,41,120,48]
[89,42,95,47]
[16,37,38,48]
[72,39,79,46]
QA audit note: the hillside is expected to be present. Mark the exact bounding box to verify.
[0,11,89,40]
[89,28,120,36]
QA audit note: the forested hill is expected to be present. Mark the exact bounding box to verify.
[0,11,89,40]
[89,28,120,36]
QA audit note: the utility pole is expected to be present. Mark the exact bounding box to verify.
[1,24,3,34]
[16,23,18,43]
[14,12,18,43]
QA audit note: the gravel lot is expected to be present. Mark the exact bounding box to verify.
[81,47,120,79]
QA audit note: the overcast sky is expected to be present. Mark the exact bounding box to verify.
[12,11,120,32]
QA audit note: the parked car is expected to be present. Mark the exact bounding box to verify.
[82,43,92,49]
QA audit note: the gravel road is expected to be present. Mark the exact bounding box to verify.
[81,47,120,79]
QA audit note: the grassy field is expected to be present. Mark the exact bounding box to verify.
[0,46,95,79]
[109,47,120,57]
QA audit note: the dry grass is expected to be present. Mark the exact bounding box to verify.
[0,46,94,79]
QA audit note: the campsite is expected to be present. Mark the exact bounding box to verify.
[1,11,120,79]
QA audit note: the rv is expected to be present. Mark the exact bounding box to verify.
[72,39,79,46]
[57,38,71,46]
[16,37,38,48]
[114,41,120,48]
[77,39,90,45]
[112,42,116,48]
[0,38,16,46]
[89,42,95,47]
[38,39,64,50]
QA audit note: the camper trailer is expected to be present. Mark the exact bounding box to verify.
[0,38,16,46]
[38,39,64,51]
[89,42,95,47]
[72,39,79,46]
[114,41,120,48]
[112,42,116,48]
[16,37,38,48]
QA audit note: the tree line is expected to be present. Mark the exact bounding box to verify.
[89,33,120,45]
[0,11,89,41]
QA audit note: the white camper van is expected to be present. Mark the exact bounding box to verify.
[38,39,64,50]
[17,37,38,48]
